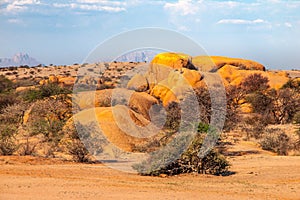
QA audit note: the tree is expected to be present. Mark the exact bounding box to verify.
[26,98,71,156]
[0,125,18,155]
[241,73,269,94]
[268,88,300,124]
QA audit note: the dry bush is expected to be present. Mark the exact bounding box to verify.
[0,125,18,155]
[133,127,229,176]
[61,121,107,162]
[241,73,269,94]
[259,128,290,155]
[242,115,268,139]
[293,112,300,149]
[18,137,37,156]
[164,101,181,131]
[0,75,14,93]
[0,102,29,124]
[25,98,71,156]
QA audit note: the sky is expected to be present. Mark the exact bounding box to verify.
[0,0,300,69]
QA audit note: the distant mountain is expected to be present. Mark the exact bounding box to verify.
[0,53,41,67]
[115,50,160,63]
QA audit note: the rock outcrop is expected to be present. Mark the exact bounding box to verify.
[127,52,202,106]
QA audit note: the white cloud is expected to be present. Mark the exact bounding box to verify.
[52,1,126,12]
[217,19,267,25]
[284,22,292,28]
[211,1,241,9]
[76,0,126,6]
[164,0,200,16]
[2,0,41,13]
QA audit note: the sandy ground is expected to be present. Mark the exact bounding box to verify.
[1,141,300,200]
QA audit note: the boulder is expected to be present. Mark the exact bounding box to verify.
[58,77,76,87]
[192,56,266,71]
[150,69,202,106]
[73,89,159,120]
[73,106,154,152]
[15,86,36,93]
[218,64,289,89]
[127,74,148,92]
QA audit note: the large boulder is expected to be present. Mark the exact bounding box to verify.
[192,56,266,71]
[127,74,148,92]
[73,89,159,120]
[125,52,203,106]
[72,106,156,152]
[218,64,289,89]
[151,68,202,106]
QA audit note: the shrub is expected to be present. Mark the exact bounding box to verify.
[39,83,71,98]
[67,139,90,163]
[282,79,300,92]
[0,125,18,155]
[242,115,268,139]
[19,137,37,156]
[62,121,107,162]
[164,101,181,131]
[21,89,43,102]
[293,112,300,148]
[0,93,19,111]
[259,128,290,155]
[0,102,29,124]
[0,75,14,93]
[132,126,229,176]
[26,99,71,144]
[241,73,269,94]
[294,112,300,135]
[21,83,71,102]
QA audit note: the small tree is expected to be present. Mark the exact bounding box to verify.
[133,125,229,176]
[0,125,18,155]
[26,98,71,156]
[241,73,269,94]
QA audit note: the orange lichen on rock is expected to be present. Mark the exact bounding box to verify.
[192,56,265,71]
[211,56,266,71]
[218,64,289,89]
[150,52,192,70]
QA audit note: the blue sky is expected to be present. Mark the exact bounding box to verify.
[0,0,300,69]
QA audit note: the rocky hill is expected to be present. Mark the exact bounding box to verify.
[115,50,159,62]
[0,53,41,67]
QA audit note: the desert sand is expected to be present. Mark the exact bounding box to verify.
[1,140,300,200]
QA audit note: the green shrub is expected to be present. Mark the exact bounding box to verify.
[132,126,229,176]
[22,83,71,102]
[0,125,18,155]
[0,75,14,93]
[40,83,71,97]
[22,89,43,102]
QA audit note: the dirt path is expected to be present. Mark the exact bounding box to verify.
[1,141,300,200]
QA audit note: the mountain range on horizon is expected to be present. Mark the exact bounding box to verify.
[0,53,41,67]
[115,50,160,63]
